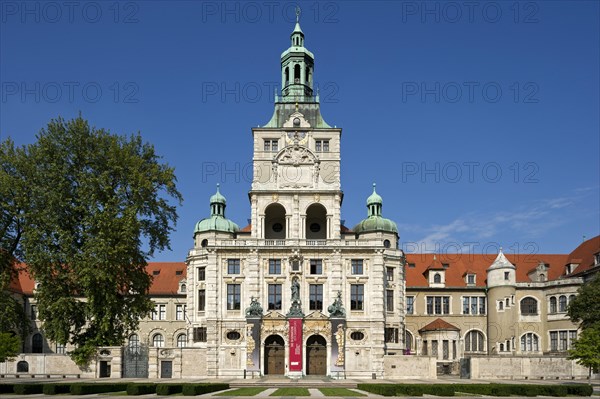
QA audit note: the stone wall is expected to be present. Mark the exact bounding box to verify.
[469,356,594,380]
[383,355,437,379]
[0,354,94,377]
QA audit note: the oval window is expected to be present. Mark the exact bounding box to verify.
[383,239,391,248]
[226,331,241,341]
[272,223,283,232]
[310,223,321,233]
[350,331,364,341]
[201,239,208,247]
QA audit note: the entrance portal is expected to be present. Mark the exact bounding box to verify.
[306,335,327,375]
[264,335,285,375]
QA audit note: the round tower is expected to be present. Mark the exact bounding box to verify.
[485,249,517,354]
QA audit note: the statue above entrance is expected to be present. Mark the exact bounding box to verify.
[245,296,264,318]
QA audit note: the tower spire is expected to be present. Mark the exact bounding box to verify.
[280,6,314,102]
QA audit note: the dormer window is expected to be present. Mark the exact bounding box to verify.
[595,253,600,265]
[178,279,187,294]
[466,274,476,285]
[433,273,441,284]
[153,270,160,276]
[442,263,449,269]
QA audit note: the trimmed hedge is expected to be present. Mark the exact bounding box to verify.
[70,383,129,395]
[182,383,230,396]
[127,383,157,395]
[13,384,44,395]
[43,384,72,395]
[0,384,15,394]
[358,383,593,397]
[156,383,184,396]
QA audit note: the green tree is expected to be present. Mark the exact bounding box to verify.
[0,139,30,342]
[0,331,21,362]
[568,324,600,384]
[1,116,182,366]
[568,273,600,329]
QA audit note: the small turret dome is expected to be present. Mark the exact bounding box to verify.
[194,185,239,235]
[366,183,383,206]
[353,183,398,235]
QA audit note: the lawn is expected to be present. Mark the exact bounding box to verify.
[270,387,311,396]
[319,388,366,397]
[216,387,268,396]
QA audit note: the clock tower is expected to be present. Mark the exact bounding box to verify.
[249,11,342,242]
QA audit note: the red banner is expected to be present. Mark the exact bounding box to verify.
[288,318,303,372]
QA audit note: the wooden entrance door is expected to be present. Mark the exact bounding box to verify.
[306,335,327,375]
[264,335,285,375]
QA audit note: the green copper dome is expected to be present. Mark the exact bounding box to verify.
[366,183,383,206]
[353,184,398,235]
[194,185,239,235]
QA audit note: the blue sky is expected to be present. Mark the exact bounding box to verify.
[1,1,599,261]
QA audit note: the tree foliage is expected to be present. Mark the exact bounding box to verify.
[568,324,600,382]
[568,273,600,329]
[1,116,182,366]
[0,331,21,362]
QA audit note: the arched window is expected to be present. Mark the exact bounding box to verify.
[294,64,301,83]
[464,330,485,352]
[569,294,576,304]
[520,297,538,315]
[558,295,567,312]
[152,333,164,348]
[433,273,441,284]
[520,332,539,352]
[549,297,557,314]
[180,284,186,293]
[176,334,187,348]
[405,330,413,352]
[17,361,29,373]
[128,334,140,348]
[32,333,43,353]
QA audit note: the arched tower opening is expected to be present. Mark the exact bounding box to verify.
[265,203,286,239]
[306,203,327,239]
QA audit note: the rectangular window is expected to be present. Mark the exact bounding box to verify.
[463,297,486,315]
[310,259,322,275]
[550,331,558,351]
[432,340,439,357]
[152,304,166,320]
[56,343,66,355]
[350,284,364,310]
[176,304,187,320]
[504,271,510,280]
[264,139,278,152]
[227,259,240,274]
[269,259,281,274]
[198,267,205,281]
[443,340,449,360]
[422,340,428,355]
[268,284,282,310]
[559,331,568,351]
[198,289,206,311]
[351,259,363,275]
[386,267,394,281]
[408,262,416,268]
[309,284,323,310]
[30,304,37,320]
[386,290,394,311]
[569,330,577,348]
[227,284,241,310]
[406,296,414,315]
[193,327,207,342]
[467,274,475,285]
[385,327,398,343]
[315,139,329,152]
[427,296,450,315]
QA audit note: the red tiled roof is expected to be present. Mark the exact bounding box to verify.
[341,225,353,233]
[405,253,569,288]
[567,235,600,276]
[10,262,187,296]
[419,318,460,332]
[239,224,252,233]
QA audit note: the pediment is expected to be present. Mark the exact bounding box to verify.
[305,311,328,320]
[263,311,286,319]
[283,112,311,128]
